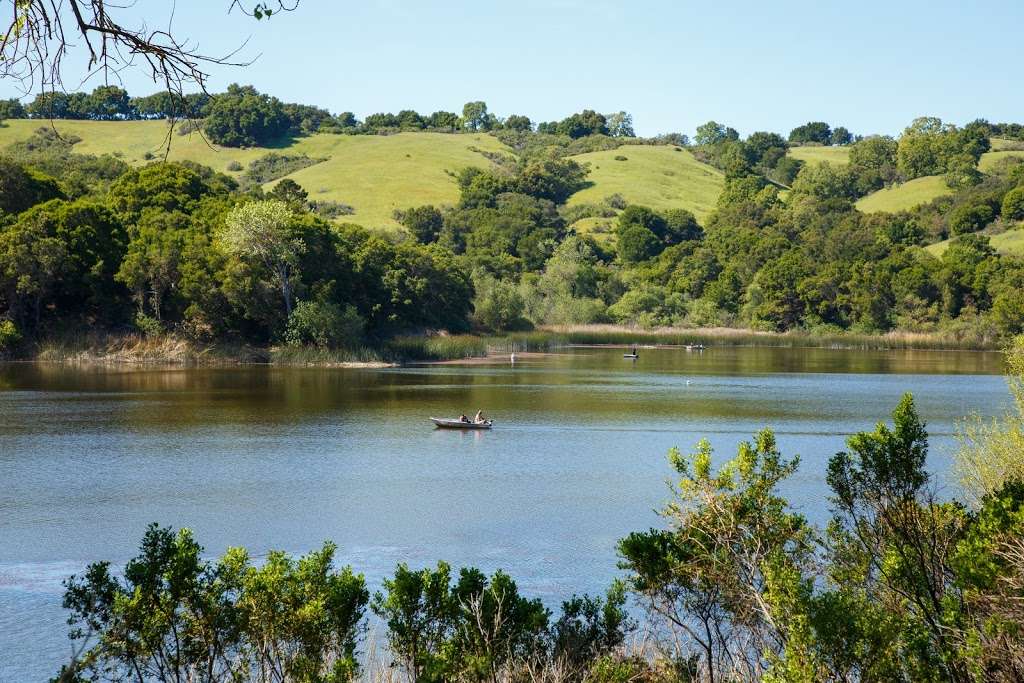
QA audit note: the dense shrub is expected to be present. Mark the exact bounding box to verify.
[242,153,324,185]
[285,300,364,349]
[1002,186,1024,221]
[949,202,995,235]
[203,84,291,147]
[0,319,21,352]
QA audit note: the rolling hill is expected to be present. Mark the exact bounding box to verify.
[566,145,724,220]
[925,226,1024,257]
[0,120,509,230]
[979,149,1024,172]
[0,120,726,230]
[855,175,952,214]
[787,145,850,166]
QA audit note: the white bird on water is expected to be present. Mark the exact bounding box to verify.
[510,353,516,365]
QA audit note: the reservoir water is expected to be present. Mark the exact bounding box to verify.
[0,347,1009,680]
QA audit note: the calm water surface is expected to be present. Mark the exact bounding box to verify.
[0,347,1009,680]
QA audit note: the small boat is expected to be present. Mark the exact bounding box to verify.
[623,353,638,359]
[431,417,494,430]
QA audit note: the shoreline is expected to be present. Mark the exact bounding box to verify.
[2,325,1003,369]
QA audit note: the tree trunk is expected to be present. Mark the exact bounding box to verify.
[279,264,292,318]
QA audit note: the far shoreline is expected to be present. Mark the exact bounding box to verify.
[0,324,1004,369]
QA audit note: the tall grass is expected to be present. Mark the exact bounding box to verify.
[33,330,268,365]
[539,324,999,351]
[270,345,387,366]
[385,335,488,361]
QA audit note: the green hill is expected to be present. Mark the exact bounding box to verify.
[788,145,850,166]
[979,149,1024,172]
[566,145,724,221]
[0,120,509,230]
[926,226,1024,257]
[855,175,952,214]
[0,121,727,230]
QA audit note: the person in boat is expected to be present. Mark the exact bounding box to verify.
[631,347,637,356]
[474,409,486,423]
[459,413,470,423]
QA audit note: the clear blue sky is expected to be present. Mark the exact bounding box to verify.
[8,0,1024,137]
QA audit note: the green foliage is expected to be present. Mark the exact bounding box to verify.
[220,199,303,322]
[956,337,1024,503]
[133,312,163,337]
[0,98,26,119]
[607,284,686,327]
[1002,186,1024,221]
[897,116,991,180]
[61,524,368,683]
[519,235,616,326]
[243,152,324,185]
[398,205,445,244]
[848,135,899,193]
[0,318,20,351]
[619,429,813,682]
[285,300,364,349]
[462,101,491,132]
[949,202,995,235]
[789,121,833,145]
[268,177,309,208]
[615,205,703,263]
[472,271,530,331]
[0,157,64,214]
[203,84,292,147]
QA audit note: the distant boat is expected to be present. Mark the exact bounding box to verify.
[431,417,494,430]
[623,353,639,359]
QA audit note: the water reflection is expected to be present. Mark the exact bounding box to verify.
[0,346,1010,680]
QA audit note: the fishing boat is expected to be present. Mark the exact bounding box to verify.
[623,353,638,359]
[431,417,494,430]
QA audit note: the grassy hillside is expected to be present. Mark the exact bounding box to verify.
[0,120,508,230]
[980,149,1024,172]
[788,145,850,166]
[856,175,952,213]
[926,226,1024,257]
[566,145,724,221]
[990,137,1024,151]
[268,133,506,229]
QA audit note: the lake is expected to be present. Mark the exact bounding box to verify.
[0,346,1009,680]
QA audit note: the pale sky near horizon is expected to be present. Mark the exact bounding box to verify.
[3,0,1022,138]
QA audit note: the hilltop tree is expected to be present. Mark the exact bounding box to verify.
[789,121,832,145]
[0,98,26,119]
[606,111,635,137]
[695,120,738,147]
[848,135,899,192]
[86,85,134,120]
[203,84,291,147]
[831,125,853,145]
[462,101,490,131]
[504,114,533,132]
[427,111,461,129]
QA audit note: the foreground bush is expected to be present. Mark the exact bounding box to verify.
[57,394,1024,682]
[59,526,368,682]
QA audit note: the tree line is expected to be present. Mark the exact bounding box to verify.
[0,85,639,148]
[56,373,1024,681]
[2,110,1024,356]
